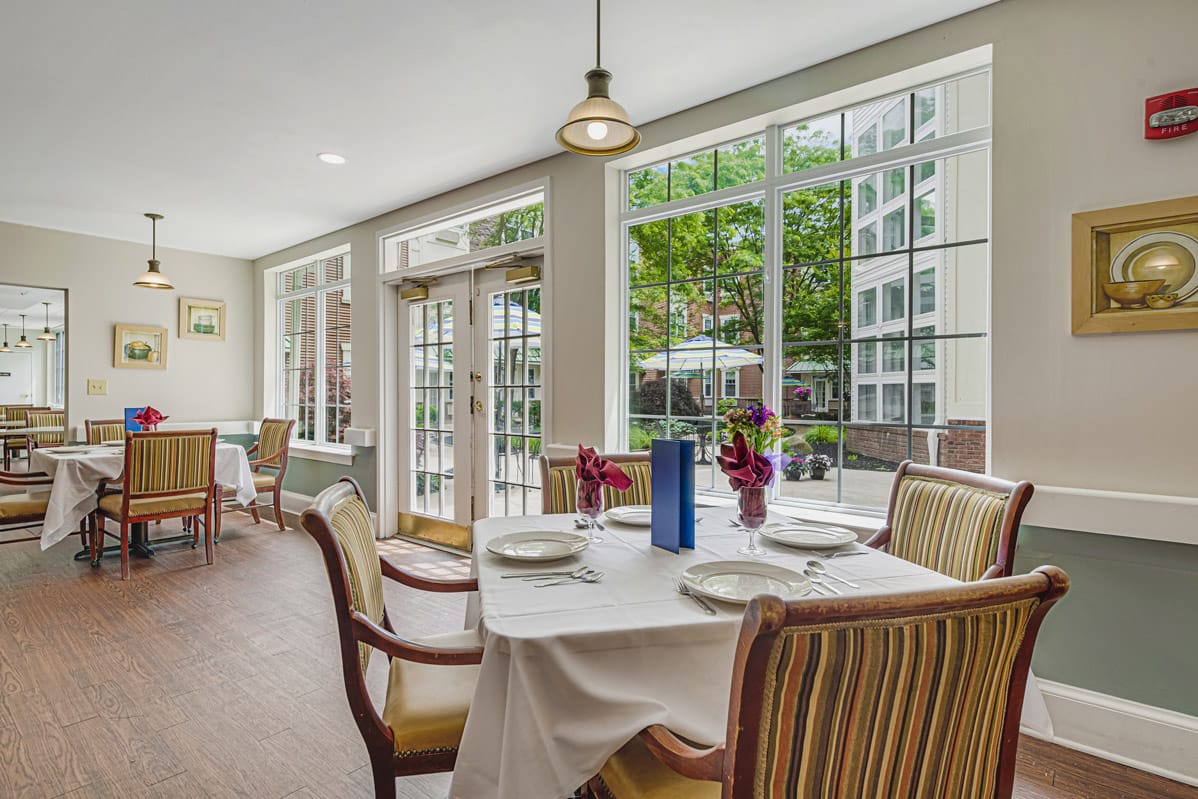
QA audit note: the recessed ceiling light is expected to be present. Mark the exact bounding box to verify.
[317,152,347,165]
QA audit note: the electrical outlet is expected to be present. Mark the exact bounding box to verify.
[87,379,107,396]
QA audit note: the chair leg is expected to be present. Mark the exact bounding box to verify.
[92,514,105,567]
[203,505,214,566]
[250,503,261,524]
[369,752,397,799]
[272,484,285,530]
[120,522,130,581]
[215,500,223,543]
[87,514,99,566]
[191,516,199,548]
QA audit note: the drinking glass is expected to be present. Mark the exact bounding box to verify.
[736,485,768,557]
[576,479,604,543]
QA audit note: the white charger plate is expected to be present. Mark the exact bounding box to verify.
[604,505,652,526]
[681,560,811,605]
[485,530,589,562]
[758,524,857,550]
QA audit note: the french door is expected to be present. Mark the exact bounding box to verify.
[398,266,544,548]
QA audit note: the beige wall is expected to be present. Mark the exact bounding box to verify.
[0,220,254,427]
[254,0,1198,501]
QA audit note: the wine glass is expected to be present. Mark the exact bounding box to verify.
[576,479,604,543]
[736,485,768,557]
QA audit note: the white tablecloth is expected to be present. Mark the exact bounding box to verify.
[451,507,975,799]
[29,442,257,549]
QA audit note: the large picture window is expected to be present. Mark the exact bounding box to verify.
[277,251,351,447]
[623,71,991,510]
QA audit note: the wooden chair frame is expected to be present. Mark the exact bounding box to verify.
[84,418,127,445]
[4,406,50,469]
[863,459,1035,580]
[538,452,652,514]
[228,417,297,533]
[91,429,218,580]
[0,470,54,545]
[589,567,1069,799]
[299,477,482,799]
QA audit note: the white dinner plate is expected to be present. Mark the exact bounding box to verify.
[681,560,811,605]
[485,530,589,562]
[757,524,857,550]
[604,505,652,526]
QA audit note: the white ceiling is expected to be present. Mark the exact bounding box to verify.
[0,0,996,260]
[0,285,65,331]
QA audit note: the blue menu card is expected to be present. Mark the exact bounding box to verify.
[650,438,695,553]
[124,407,144,432]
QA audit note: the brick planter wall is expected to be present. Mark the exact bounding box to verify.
[845,419,987,472]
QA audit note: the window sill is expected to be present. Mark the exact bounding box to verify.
[290,442,355,466]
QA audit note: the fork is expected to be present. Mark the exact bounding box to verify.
[673,578,717,615]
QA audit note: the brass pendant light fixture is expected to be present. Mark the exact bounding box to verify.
[0,324,11,353]
[556,0,640,156]
[133,212,175,290]
[15,314,31,347]
[37,301,55,341]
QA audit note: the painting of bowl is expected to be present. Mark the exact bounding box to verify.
[1102,279,1165,308]
[1111,232,1198,295]
[124,340,152,360]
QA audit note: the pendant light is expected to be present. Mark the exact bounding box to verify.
[556,0,640,156]
[15,314,31,347]
[37,302,55,341]
[133,212,174,290]
[0,324,11,353]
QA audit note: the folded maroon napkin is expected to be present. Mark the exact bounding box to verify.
[576,445,633,490]
[132,406,168,427]
[716,432,774,489]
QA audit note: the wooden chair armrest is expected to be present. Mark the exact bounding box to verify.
[245,443,259,457]
[863,525,891,549]
[980,562,1005,580]
[350,611,483,665]
[247,458,278,470]
[637,725,725,782]
[380,556,478,593]
[0,471,52,486]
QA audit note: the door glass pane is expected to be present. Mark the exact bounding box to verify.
[410,299,455,520]
[489,287,543,516]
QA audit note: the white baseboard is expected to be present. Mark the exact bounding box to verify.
[1024,679,1198,786]
[280,488,379,531]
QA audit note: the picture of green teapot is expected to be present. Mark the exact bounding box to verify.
[125,340,152,360]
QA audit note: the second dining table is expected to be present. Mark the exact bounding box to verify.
[29,440,258,550]
[450,505,967,799]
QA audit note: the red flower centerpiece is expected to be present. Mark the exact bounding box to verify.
[716,432,773,557]
[575,445,633,543]
[131,405,168,431]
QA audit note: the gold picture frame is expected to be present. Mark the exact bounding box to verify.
[1072,195,1198,334]
[179,297,226,341]
[114,323,168,369]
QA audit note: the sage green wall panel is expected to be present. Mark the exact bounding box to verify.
[1016,525,1198,716]
[280,447,377,507]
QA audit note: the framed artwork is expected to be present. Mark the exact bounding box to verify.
[179,297,226,341]
[113,324,168,369]
[1072,195,1198,334]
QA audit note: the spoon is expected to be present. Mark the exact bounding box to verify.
[535,570,604,587]
[802,568,841,594]
[806,560,859,589]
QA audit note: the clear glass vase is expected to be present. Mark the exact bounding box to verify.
[736,485,768,557]
[576,479,604,543]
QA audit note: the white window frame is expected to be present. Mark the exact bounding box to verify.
[274,247,352,451]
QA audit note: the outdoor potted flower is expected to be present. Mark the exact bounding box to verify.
[807,453,832,480]
[783,455,808,481]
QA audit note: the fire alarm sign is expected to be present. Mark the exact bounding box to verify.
[1145,89,1198,140]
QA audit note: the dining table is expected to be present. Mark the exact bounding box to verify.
[28,441,257,552]
[450,505,1052,799]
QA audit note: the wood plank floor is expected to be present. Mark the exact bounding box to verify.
[0,514,1193,798]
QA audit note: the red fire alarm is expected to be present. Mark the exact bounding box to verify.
[1145,89,1198,140]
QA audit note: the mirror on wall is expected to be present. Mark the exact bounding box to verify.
[0,284,66,409]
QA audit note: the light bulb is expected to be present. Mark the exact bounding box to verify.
[586,121,608,140]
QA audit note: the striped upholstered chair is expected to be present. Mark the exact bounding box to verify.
[91,429,218,580]
[237,417,297,531]
[25,411,65,451]
[589,567,1069,799]
[539,453,653,514]
[0,469,53,546]
[864,460,1034,582]
[4,406,47,468]
[85,418,127,444]
[300,477,483,799]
